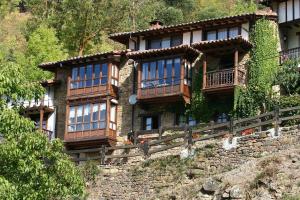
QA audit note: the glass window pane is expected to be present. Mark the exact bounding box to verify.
[101,77,107,85]
[188,116,197,126]
[174,58,181,84]
[100,103,106,121]
[150,39,161,49]
[99,122,106,129]
[171,36,182,46]
[76,124,82,131]
[218,29,227,40]
[92,122,98,129]
[69,107,76,124]
[150,62,156,80]
[71,68,78,89]
[110,105,116,122]
[207,31,216,41]
[161,37,171,48]
[76,106,83,123]
[94,64,100,86]
[146,117,152,130]
[142,63,149,88]
[92,104,98,121]
[79,66,85,88]
[86,65,92,87]
[229,27,239,38]
[84,104,91,122]
[68,125,75,132]
[158,60,164,84]
[101,64,108,85]
[102,64,108,76]
[166,60,173,85]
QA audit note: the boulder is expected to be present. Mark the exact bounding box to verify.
[202,178,220,193]
[229,185,244,199]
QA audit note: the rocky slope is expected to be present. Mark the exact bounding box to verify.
[86,127,300,200]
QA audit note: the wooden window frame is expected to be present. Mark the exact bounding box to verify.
[204,26,241,40]
[141,57,182,88]
[142,115,160,130]
[67,102,107,133]
[70,63,108,89]
[146,35,183,50]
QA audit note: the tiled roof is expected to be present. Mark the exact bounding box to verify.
[109,11,277,43]
[192,36,253,51]
[39,50,128,69]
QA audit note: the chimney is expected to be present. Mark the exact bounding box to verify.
[149,19,164,29]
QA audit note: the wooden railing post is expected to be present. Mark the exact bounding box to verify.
[274,107,280,136]
[159,126,163,140]
[187,126,193,150]
[202,54,207,89]
[134,131,138,145]
[141,141,149,159]
[100,145,106,165]
[234,50,239,85]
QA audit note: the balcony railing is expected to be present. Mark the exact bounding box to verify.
[203,68,246,90]
[138,78,190,101]
[68,78,118,97]
[41,128,53,140]
[280,47,300,64]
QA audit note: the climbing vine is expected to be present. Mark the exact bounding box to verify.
[235,19,280,117]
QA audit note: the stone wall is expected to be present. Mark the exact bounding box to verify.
[54,67,69,140]
[87,125,300,199]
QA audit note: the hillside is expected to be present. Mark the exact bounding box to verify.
[86,126,300,200]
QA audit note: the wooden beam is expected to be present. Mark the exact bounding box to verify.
[202,54,207,89]
[234,50,239,85]
[39,108,44,131]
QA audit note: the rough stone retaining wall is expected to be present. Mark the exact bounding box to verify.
[87,125,300,200]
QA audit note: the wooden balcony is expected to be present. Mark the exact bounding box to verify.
[41,128,53,140]
[280,47,300,64]
[67,79,118,99]
[137,78,191,103]
[202,68,246,93]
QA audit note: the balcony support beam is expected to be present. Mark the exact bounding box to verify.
[106,96,111,135]
[202,54,207,89]
[137,63,141,98]
[234,50,239,86]
[39,108,44,131]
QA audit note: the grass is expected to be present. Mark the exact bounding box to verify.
[282,194,300,200]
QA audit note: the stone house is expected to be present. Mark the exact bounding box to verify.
[27,10,284,151]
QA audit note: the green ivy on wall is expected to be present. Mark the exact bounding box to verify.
[234,19,280,118]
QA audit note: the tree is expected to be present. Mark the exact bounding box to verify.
[0,61,86,199]
[26,24,67,81]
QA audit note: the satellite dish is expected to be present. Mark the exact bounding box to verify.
[129,94,137,105]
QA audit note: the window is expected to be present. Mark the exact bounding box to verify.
[217,113,228,123]
[184,62,192,85]
[111,65,119,86]
[70,63,109,89]
[68,103,107,132]
[142,116,159,130]
[207,31,217,41]
[174,58,181,84]
[171,36,182,46]
[205,27,240,41]
[147,36,183,49]
[175,114,197,126]
[110,104,117,130]
[141,58,182,88]
[161,37,171,48]
[218,29,227,40]
[229,27,239,38]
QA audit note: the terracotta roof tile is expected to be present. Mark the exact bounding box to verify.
[39,50,128,69]
[109,11,277,43]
